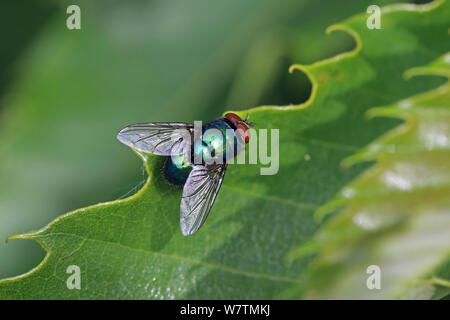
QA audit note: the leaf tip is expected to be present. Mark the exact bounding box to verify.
[284,241,319,265]
[288,64,303,74]
[314,196,345,221]
[6,231,41,243]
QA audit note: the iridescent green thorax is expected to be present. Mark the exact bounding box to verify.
[163,119,242,186]
[194,120,240,164]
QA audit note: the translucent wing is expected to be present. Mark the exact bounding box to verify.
[117,122,193,156]
[180,164,227,236]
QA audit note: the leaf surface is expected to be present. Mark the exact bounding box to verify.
[291,53,450,299]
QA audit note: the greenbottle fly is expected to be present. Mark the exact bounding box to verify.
[117,113,253,236]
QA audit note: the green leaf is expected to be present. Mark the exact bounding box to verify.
[289,53,450,299]
[1,0,449,299]
[1,0,394,279]
[0,0,316,278]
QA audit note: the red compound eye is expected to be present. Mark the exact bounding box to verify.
[225,113,242,124]
[236,122,250,144]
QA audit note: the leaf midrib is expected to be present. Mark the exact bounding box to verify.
[34,232,303,285]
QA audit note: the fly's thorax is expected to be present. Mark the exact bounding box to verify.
[192,119,244,165]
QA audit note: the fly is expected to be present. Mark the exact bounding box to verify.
[117,113,254,236]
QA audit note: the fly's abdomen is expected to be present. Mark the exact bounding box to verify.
[163,155,193,186]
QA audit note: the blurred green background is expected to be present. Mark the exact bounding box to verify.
[0,0,429,278]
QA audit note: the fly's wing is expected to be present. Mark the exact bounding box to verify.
[117,122,193,156]
[180,164,227,236]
